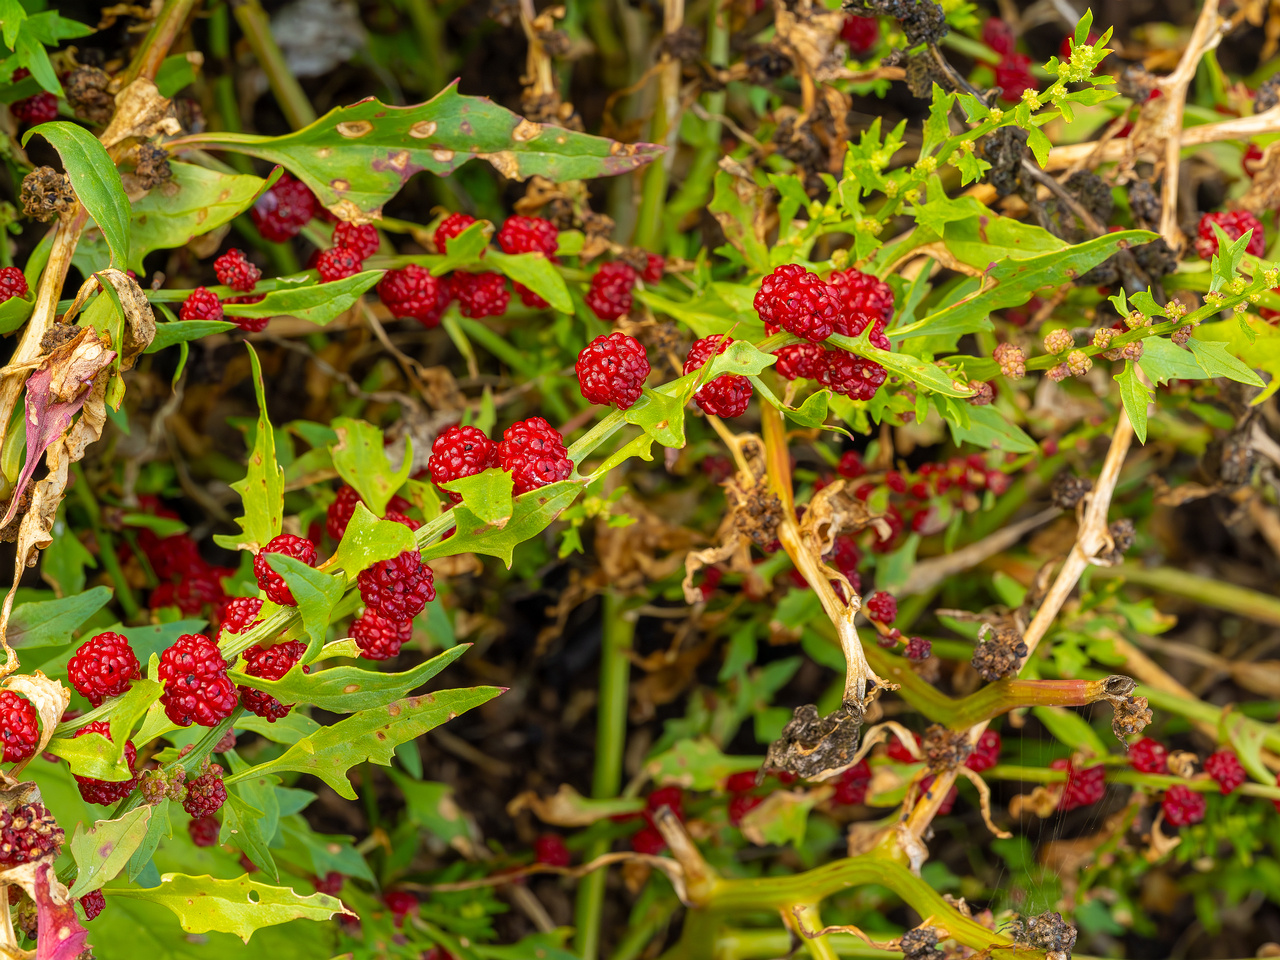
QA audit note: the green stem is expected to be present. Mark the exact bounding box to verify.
[208,3,255,174]
[398,0,447,96]
[71,464,141,622]
[122,0,201,84]
[231,0,318,130]
[111,710,242,819]
[573,592,633,960]
[986,763,1280,799]
[714,929,896,959]
[1091,563,1280,628]
[607,895,677,960]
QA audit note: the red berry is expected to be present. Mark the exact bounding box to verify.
[332,222,380,259]
[1162,783,1206,827]
[585,262,637,321]
[753,264,840,342]
[966,729,1001,773]
[630,825,666,855]
[1196,210,1266,260]
[818,348,887,401]
[886,735,918,764]
[1245,142,1265,178]
[12,90,58,125]
[833,759,872,805]
[837,451,866,479]
[0,692,38,764]
[218,597,263,639]
[775,342,825,381]
[67,631,141,707]
[496,217,559,257]
[497,417,573,494]
[315,246,364,283]
[534,834,571,867]
[253,534,318,606]
[725,771,760,793]
[157,633,238,727]
[214,249,261,293]
[315,872,344,895]
[995,53,1036,102]
[357,550,436,621]
[642,253,665,284]
[827,268,894,331]
[865,591,897,624]
[728,793,763,825]
[188,815,220,847]
[684,335,753,418]
[1204,749,1246,794]
[182,766,228,818]
[885,470,906,493]
[1128,736,1167,774]
[434,212,477,252]
[180,287,223,322]
[576,332,651,409]
[904,636,931,661]
[377,264,452,328]
[239,640,307,720]
[1051,758,1105,812]
[0,267,28,304]
[645,786,684,824]
[840,15,880,54]
[351,610,413,660]
[0,800,61,866]
[384,890,418,926]
[251,173,317,243]
[453,271,510,318]
[982,16,1014,55]
[326,486,412,541]
[72,722,138,806]
[80,889,105,922]
[429,425,499,502]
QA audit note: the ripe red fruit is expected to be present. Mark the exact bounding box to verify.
[1162,783,1206,827]
[251,173,317,243]
[315,871,344,895]
[982,17,1015,55]
[434,212,478,251]
[886,734,918,763]
[332,222,380,259]
[497,417,574,494]
[837,451,866,478]
[904,636,932,661]
[72,722,138,806]
[377,264,452,328]
[818,349,887,401]
[833,759,872,805]
[1195,210,1266,260]
[183,768,228,818]
[1244,142,1264,178]
[384,890,418,926]
[218,596,263,638]
[179,287,223,322]
[966,729,1001,772]
[585,262,638,321]
[728,793,763,825]
[67,631,141,707]
[0,801,61,866]
[357,550,436,621]
[1051,758,1105,811]
[827,268,894,329]
[775,342,825,381]
[315,246,364,282]
[12,89,58,125]
[642,253,665,283]
[214,249,261,293]
[534,834,571,867]
[188,815,220,847]
[0,692,38,764]
[1204,749,1246,794]
[429,425,499,501]
[80,889,105,922]
[157,633,238,727]
[645,786,684,825]
[865,591,897,624]
[239,640,307,720]
[496,216,559,257]
[576,332,651,409]
[995,53,1036,102]
[325,485,411,541]
[453,271,510,318]
[1128,736,1168,774]
[753,264,840,342]
[684,335,753,418]
[630,825,666,855]
[840,15,879,55]
[351,610,413,660]
[725,771,760,793]
[253,534,318,606]
[0,267,28,304]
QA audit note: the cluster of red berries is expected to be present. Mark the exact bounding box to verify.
[840,14,879,55]
[1195,210,1265,261]
[533,833,571,867]
[428,416,575,503]
[0,267,28,305]
[239,638,308,721]
[981,18,1037,102]
[1132,737,1253,828]
[576,332,651,410]
[251,172,318,243]
[311,221,379,283]
[685,335,753,418]
[72,721,139,806]
[135,496,236,617]
[724,770,765,825]
[157,633,239,727]
[627,786,684,854]
[9,69,58,126]
[182,765,228,818]
[384,890,418,927]
[1050,758,1106,812]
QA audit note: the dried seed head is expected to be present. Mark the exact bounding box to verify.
[21,167,76,222]
[922,724,972,773]
[900,926,942,960]
[971,621,1027,681]
[1010,911,1078,960]
[1050,473,1093,509]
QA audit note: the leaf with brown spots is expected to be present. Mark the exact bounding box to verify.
[173,83,664,222]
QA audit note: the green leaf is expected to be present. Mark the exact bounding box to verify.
[702,338,776,380]
[221,271,383,325]
[1115,360,1152,444]
[127,800,170,882]
[102,679,164,756]
[68,806,152,897]
[108,874,345,943]
[441,469,514,527]
[23,122,130,268]
[1187,338,1265,387]
[645,737,760,790]
[221,793,279,882]
[144,319,236,353]
[1025,125,1052,167]
[331,502,418,577]
[893,230,1157,341]
[46,731,132,781]
[8,586,110,649]
[279,818,374,881]
[487,250,572,313]
[739,789,818,847]
[330,417,412,516]
[1138,336,1207,385]
[155,53,198,97]
[432,220,491,272]
[622,388,686,448]
[228,687,503,799]
[1031,705,1109,759]
[231,644,469,714]
[921,87,956,157]
[425,479,582,567]
[264,554,343,647]
[749,377,833,429]
[944,402,1037,452]
[708,170,770,274]
[214,343,283,551]
[387,769,477,848]
[127,163,267,272]
[0,292,34,335]
[184,84,662,219]
[830,341,969,397]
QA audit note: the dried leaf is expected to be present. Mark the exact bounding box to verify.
[2,673,68,777]
[506,783,643,825]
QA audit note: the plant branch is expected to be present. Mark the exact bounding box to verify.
[230,0,318,130]
[121,0,202,85]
